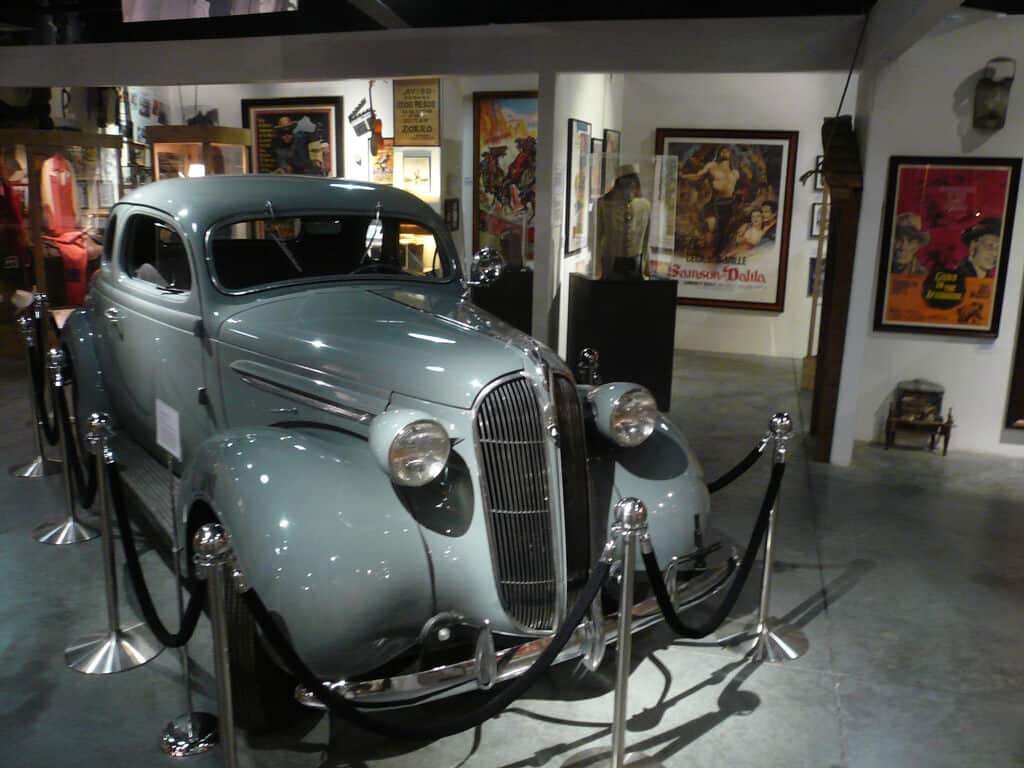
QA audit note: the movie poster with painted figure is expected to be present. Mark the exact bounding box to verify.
[473,92,537,266]
[653,129,797,312]
[242,97,342,177]
[874,157,1021,338]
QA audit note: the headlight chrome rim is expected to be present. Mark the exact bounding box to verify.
[609,387,657,447]
[388,419,451,487]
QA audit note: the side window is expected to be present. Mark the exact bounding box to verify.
[122,214,192,291]
[102,213,118,262]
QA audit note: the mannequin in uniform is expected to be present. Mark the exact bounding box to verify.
[595,163,651,280]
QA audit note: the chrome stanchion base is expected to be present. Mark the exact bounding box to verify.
[562,747,665,766]
[33,516,99,545]
[729,619,808,663]
[10,454,61,478]
[64,623,163,674]
[160,712,218,758]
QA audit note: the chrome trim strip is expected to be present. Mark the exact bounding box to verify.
[235,369,375,426]
[295,554,737,709]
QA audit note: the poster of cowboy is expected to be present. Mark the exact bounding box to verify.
[874,156,1022,338]
[473,92,537,266]
[242,97,343,177]
[653,128,798,312]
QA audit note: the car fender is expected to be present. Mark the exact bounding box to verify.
[63,305,111,420]
[180,425,435,680]
[596,415,710,566]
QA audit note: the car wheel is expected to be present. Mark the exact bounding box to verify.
[188,504,304,736]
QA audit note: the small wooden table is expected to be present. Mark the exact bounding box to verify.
[885,406,954,455]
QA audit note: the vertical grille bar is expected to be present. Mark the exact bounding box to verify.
[476,377,557,631]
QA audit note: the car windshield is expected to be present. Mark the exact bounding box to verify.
[209,213,453,292]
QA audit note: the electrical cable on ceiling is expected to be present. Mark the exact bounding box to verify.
[801,11,869,185]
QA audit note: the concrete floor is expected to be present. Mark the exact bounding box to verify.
[2,350,1023,767]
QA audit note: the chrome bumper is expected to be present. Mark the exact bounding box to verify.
[296,553,737,708]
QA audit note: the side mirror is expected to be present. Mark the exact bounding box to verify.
[468,248,504,287]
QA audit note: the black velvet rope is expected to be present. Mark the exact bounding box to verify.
[645,461,786,638]
[706,441,767,494]
[27,341,59,447]
[241,556,612,741]
[55,392,97,510]
[107,462,206,648]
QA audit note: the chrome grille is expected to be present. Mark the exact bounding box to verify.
[476,376,556,631]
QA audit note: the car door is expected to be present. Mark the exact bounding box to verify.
[99,208,209,462]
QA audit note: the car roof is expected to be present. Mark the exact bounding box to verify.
[118,175,443,232]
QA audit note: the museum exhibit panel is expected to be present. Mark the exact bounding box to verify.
[5,3,1024,767]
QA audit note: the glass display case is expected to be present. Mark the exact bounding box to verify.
[0,129,123,332]
[146,126,251,180]
[582,153,678,280]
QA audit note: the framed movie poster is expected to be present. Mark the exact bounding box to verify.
[393,78,440,146]
[241,97,343,177]
[473,92,538,265]
[602,129,621,195]
[590,137,604,199]
[371,137,394,184]
[874,156,1021,338]
[565,118,592,255]
[654,128,798,312]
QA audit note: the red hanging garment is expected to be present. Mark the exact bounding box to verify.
[42,230,89,305]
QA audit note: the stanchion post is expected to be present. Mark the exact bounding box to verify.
[563,498,664,768]
[32,349,99,545]
[161,456,218,757]
[65,413,162,674]
[194,523,239,768]
[9,313,61,478]
[733,412,809,663]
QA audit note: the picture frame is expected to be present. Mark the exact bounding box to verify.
[814,154,825,191]
[444,198,460,232]
[589,137,604,199]
[400,153,431,197]
[810,201,825,238]
[370,137,394,184]
[472,92,538,265]
[653,128,798,312]
[565,117,592,255]
[602,129,621,196]
[873,156,1022,338]
[392,78,440,146]
[241,96,343,177]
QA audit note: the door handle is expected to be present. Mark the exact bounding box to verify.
[103,307,122,324]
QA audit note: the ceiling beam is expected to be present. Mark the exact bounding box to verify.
[347,0,408,29]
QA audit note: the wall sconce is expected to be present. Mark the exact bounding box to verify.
[974,57,1015,131]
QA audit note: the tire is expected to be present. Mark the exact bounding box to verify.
[223,577,304,735]
[188,504,304,736]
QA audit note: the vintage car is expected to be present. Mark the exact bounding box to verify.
[64,175,731,730]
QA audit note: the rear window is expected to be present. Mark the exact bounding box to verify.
[209,214,451,292]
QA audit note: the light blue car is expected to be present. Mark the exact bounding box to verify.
[65,175,730,731]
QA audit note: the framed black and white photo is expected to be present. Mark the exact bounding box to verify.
[810,202,826,238]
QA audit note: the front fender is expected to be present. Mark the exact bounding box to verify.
[63,305,111,421]
[180,425,434,680]
[597,415,709,566]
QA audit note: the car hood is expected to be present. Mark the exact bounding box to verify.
[217,283,554,410]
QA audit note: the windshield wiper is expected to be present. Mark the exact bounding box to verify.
[265,199,303,273]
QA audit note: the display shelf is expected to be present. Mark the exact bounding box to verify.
[146,125,251,179]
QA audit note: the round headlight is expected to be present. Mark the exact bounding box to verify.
[610,388,657,447]
[389,419,450,487]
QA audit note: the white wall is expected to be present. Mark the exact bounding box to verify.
[833,12,1024,460]
[620,71,857,358]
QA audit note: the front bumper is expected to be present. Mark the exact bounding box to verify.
[296,552,737,708]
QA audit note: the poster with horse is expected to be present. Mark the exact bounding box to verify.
[473,92,538,266]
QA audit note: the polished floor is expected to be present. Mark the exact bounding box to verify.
[2,350,1023,767]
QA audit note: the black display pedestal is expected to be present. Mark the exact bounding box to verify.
[471,268,533,334]
[566,273,677,411]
